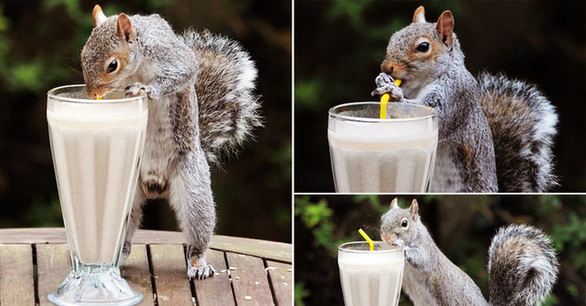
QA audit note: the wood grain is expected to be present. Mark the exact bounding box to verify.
[0,244,35,305]
[227,252,274,305]
[149,244,193,305]
[266,261,293,306]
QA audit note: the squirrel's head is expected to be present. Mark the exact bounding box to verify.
[381,6,458,98]
[380,198,420,246]
[81,5,140,98]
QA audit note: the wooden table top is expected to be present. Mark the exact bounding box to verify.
[0,228,292,305]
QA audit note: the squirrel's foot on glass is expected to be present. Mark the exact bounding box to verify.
[125,82,151,98]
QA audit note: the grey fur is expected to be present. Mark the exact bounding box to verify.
[373,7,557,192]
[380,200,559,306]
[81,10,260,279]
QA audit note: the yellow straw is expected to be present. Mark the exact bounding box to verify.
[380,93,390,119]
[379,79,402,119]
[358,228,374,251]
[96,96,103,100]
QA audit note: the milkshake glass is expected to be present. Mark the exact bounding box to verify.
[338,241,404,306]
[47,84,147,305]
[328,102,438,192]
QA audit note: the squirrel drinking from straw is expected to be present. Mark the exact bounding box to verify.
[380,198,559,306]
[81,5,261,279]
[372,6,558,192]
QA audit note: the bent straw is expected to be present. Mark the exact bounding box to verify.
[358,228,374,251]
[379,79,402,119]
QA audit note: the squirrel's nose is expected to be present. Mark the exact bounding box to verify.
[381,60,395,74]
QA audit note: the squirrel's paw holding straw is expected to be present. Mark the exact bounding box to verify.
[187,256,216,280]
[371,72,403,101]
[125,82,151,98]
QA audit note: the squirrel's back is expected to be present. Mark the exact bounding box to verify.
[180,30,262,164]
[488,224,559,306]
[478,72,558,192]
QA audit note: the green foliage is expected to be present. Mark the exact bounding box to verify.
[294,282,310,306]
[295,196,335,250]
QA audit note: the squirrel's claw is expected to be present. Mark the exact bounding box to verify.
[187,256,216,280]
[125,82,151,98]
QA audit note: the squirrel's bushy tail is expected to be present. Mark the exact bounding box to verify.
[478,72,558,192]
[181,30,262,165]
[488,224,559,306]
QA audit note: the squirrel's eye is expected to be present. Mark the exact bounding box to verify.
[416,42,430,52]
[106,59,118,74]
[401,218,409,228]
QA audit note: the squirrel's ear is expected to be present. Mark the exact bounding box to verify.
[412,6,426,23]
[390,198,399,209]
[436,10,454,47]
[116,13,135,42]
[92,5,107,28]
[409,199,419,219]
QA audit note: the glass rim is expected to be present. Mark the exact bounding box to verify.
[338,241,403,253]
[47,84,146,104]
[328,101,437,123]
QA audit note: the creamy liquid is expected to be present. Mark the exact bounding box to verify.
[338,249,404,306]
[328,120,437,193]
[47,104,147,264]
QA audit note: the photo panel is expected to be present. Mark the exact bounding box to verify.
[294,194,585,305]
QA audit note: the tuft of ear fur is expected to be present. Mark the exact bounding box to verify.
[116,13,135,42]
[390,198,399,209]
[436,10,454,46]
[409,199,419,221]
[412,6,426,23]
[92,5,107,27]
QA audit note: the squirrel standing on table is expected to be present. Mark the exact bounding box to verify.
[81,5,261,279]
[380,198,559,306]
[372,6,558,192]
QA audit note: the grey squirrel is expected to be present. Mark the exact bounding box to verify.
[81,5,261,279]
[372,6,558,192]
[380,198,559,306]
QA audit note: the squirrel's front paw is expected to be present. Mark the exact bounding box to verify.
[371,72,403,101]
[187,256,216,280]
[125,82,151,98]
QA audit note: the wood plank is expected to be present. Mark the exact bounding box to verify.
[266,261,293,306]
[226,252,274,305]
[36,244,70,306]
[0,244,35,305]
[0,229,292,263]
[193,249,235,306]
[121,244,155,305]
[149,244,193,305]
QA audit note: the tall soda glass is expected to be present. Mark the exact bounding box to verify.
[47,84,147,305]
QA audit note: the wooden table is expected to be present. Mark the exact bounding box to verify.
[0,228,292,305]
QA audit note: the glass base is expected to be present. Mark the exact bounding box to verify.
[48,264,142,306]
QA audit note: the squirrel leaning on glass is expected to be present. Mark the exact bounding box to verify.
[372,6,558,193]
[380,198,559,306]
[80,5,262,279]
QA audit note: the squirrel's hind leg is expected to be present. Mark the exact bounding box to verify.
[169,150,217,279]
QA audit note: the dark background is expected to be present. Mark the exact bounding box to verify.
[294,195,585,305]
[294,1,585,192]
[0,0,291,243]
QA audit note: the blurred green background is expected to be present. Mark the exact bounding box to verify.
[294,1,585,192]
[294,195,586,305]
[0,0,291,243]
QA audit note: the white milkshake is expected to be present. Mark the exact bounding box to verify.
[47,85,145,305]
[328,102,437,192]
[48,91,147,264]
[338,241,404,306]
